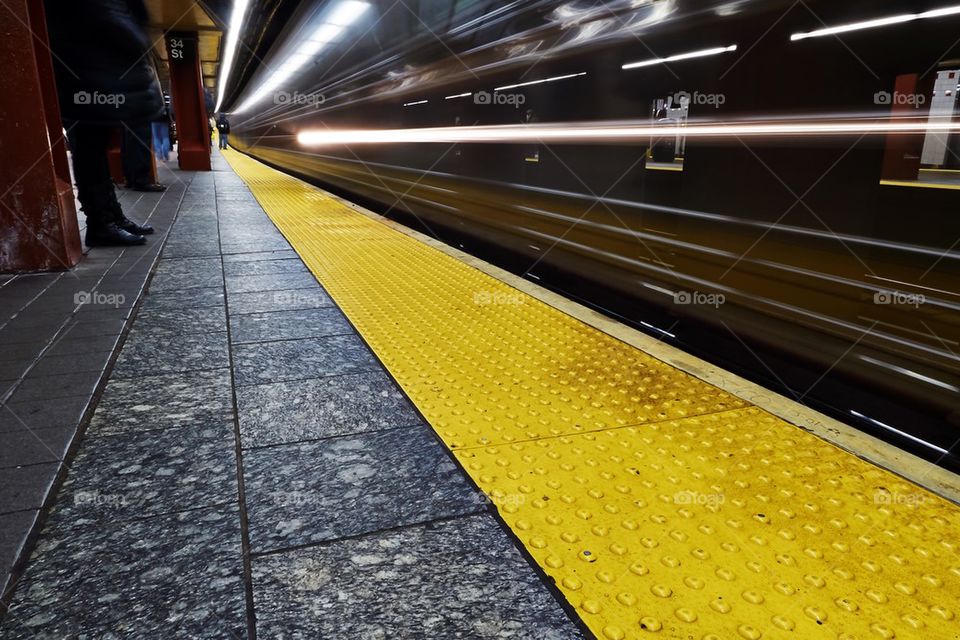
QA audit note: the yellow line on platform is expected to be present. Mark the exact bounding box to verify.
[224,149,960,640]
[880,179,960,191]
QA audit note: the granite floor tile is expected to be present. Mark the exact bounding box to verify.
[88,369,234,436]
[148,269,224,292]
[1,510,37,586]
[57,317,128,340]
[0,396,90,433]
[0,360,30,382]
[161,241,221,259]
[232,334,378,386]
[223,259,307,277]
[222,250,298,263]
[251,514,583,639]
[0,464,59,514]
[243,425,481,552]
[227,288,331,315]
[133,305,227,335]
[154,256,223,279]
[12,370,105,403]
[20,505,241,588]
[27,350,113,378]
[222,239,291,255]
[44,334,121,358]
[0,428,75,468]
[3,560,247,638]
[140,286,225,310]
[237,371,420,448]
[0,324,58,346]
[113,331,229,378]
[0,341,45,363]
[46,421,237,527]
[229,307,352,344]
[225,271,317,294]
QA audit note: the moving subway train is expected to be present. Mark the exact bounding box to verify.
[223,0,960,467]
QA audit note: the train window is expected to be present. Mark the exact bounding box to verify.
[880,70,960,189]
[646,93,687,172]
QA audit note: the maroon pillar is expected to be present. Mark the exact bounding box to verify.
[0,0,81,272]
[166,32,211,171]
[880,74,928,181]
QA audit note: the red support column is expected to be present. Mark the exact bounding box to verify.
[166,32,211,171]
[0,0,82,272]
[880,74,929,181]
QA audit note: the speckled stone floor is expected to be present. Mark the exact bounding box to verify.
[0,152,583,638]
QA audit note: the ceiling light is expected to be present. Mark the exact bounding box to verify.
[215,0,251,112]
[232,1,370,113]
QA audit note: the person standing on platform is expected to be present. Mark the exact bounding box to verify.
[217,114,231,150]
[122,119,167,192]
[151,106,171,162]
[44,0,161,246]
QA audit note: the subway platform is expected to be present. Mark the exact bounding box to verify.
[1,148,958,639]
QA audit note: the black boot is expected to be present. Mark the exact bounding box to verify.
[107,194,154,235]
[85,222,147,247]
[117,214,155,235]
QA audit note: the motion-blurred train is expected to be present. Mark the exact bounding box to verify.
[224,0,960,467]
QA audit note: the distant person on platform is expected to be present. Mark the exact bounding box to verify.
[44,0,160,246]
[217,114,231,150]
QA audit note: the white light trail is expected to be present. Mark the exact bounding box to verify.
[215,0,251,112]
[297,118,960,146]
[495,72,587,91]
[849,410,949,454]
[403,99,428,106]
[791,4,960,41]
[445,92,473,100]
[622,45,737,70]
[858,355,960,393]
[641,321,677,339]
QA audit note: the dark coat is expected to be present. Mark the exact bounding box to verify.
[45,0,163,123]
[216,118,230,135]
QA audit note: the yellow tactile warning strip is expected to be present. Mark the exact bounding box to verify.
[223,149,960,640]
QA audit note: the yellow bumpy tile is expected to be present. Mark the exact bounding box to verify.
[223,150,960,640]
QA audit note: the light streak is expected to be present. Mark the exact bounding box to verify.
[297,118,960,146]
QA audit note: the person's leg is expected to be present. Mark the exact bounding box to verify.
[151,122,163,161]
[68,123,146,246]
[222,133,229,149]
[125,121,165,191]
